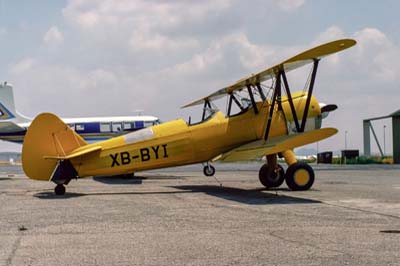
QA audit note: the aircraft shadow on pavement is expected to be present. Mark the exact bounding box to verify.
[92,175,145,185]
[34,191,86,199]
[33,189,196,199]
[171,185,321,205]
[32,180,320,204]
[92,174,185,185]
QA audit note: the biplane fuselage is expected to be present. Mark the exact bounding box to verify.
[24,92,320,180]
[83,92,320,177]
[21,38,356,195]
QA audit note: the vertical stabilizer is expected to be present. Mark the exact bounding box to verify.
[0,82,30,122]
[22,113,87,181]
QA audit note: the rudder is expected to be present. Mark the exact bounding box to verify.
[0,83,30,122]
[22,113,87,181]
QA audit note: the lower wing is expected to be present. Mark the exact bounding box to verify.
[214,128,337,162]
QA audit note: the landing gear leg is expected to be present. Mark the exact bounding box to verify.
[258,154,285,188]
[54,184,66,195]
[282,150,315,191]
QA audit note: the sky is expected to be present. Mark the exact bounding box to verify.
[0,0,399,155]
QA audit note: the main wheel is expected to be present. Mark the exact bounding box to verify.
[285,162,315,191]
[258,164,285,188]
[203,165,215,176]
[54,184,66,195]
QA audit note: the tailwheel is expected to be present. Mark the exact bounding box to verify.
[285,162,315,191]
[258,164,285,188]
[54,184,66,195]
[203,165,215,176]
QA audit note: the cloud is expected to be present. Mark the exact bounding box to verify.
[308,26,400,153]
[274,0,305,11]
[353,27,400,81]
[4,0,400,155]
[63,0,232,29]
[43,26,64,46]
[0,27,6,36]
[60,0,240,60]
[129,30,199,52]
[10,58,36,74]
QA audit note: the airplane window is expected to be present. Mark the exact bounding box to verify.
[100,123,111,132]
[76,124,85,131]
[135,121,144,128]
[144,121,153,127]
[112,122,122,132]
[123,122,133,130]
[124,127,154,144]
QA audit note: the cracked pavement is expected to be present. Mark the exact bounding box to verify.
[1,163,400,266]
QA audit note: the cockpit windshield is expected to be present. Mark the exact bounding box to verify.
[186,85,269,124]
[187,100,218,126]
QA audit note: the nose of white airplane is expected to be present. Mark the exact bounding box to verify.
[319,103,338,119]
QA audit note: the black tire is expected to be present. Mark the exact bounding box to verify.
[258,164,285,188]
[203,165,216,176]
[285,162,315,191]
[54,184,66,195]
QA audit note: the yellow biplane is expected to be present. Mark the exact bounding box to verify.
[22,39,356,195]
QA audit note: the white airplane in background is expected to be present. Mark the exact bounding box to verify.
[0,82,160,143]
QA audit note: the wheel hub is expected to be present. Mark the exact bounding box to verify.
[293,169,310,186]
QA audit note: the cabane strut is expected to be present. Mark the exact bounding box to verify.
[264,59,320,140]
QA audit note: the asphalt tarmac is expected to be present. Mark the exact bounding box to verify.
[1,163,400,266]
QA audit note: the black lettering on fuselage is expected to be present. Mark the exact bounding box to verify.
[151,146,160,159]
[110,153,120,167]
[140,148,150,161]
[162,144,168,158]
[120,151,131,165]
[110,144,169,167]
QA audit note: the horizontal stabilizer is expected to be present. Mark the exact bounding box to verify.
[0,121,26,133]
[44,145,102,160]
[214,128,337,162]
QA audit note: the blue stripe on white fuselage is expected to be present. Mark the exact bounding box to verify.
[0,120,157,144]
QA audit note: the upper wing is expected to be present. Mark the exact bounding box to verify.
[182,39,356,108]
[213,128,337,162]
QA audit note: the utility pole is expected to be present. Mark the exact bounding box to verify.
[383,125,386,156]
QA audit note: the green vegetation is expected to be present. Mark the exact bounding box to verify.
[332,156,393,165]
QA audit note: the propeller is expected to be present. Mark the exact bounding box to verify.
[319,103,338,119]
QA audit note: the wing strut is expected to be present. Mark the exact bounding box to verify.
[264,58,319,140]
[246,85,259,114]
[300,59,319,132]
[256,83,266,101]
[201,100,212,121]
[281,70,301,132]
[227,94,245,116]
[264,73,282,140]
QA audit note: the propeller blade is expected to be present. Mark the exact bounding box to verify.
[320,104,338,113]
